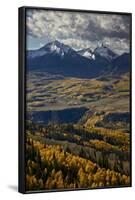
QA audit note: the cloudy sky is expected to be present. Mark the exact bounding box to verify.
[26,9,131,54]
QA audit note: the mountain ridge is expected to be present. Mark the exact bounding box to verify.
[27,40,130,78]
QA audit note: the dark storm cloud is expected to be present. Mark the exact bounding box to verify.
[26,9,131,53]
[84,18,129,41]
[75,14,130,43]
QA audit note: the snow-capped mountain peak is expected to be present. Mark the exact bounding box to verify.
[28,41,118,63]
[45,40,73,53]
[78,48,95,60]
[94,44,117,61]
[27,41,129,78]
[28,40,75,59]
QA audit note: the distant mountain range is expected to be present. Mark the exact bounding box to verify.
[27,40,130,78]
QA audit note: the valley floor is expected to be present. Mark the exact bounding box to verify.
[25,71,131,191]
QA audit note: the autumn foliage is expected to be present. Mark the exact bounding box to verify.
[26,137,130,191]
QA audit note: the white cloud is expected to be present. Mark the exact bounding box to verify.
[60,38,97,51]
[26,9,130,53]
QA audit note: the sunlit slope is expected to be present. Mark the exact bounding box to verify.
[26,72,130,112]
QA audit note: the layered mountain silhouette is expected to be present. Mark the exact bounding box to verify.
[27,40,130,78]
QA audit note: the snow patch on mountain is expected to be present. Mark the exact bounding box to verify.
[28,40,76,59]
[28,41,118,63]
[78,48,95,60]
